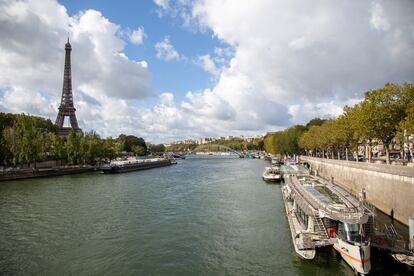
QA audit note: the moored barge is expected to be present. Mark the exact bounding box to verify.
[101,157,174,173]
[281,173,375,274]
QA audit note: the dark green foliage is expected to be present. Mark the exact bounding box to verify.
[264,125,306,155]
[166,143,197,152]
[168,138,264,152]
[117,134,147,154]
[148,144,166,153]
[305,118,326,128]
[0,113,145,167]
[0,113,56,166]
[299,82,413,163]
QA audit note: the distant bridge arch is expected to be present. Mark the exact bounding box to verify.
[194,144,244,157]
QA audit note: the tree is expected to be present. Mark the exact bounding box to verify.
[264,125,306,155]
[82,131,102,164]
[280,125,306,155]
[132,145,147,156]
[51,134,67,161]
[102,137,121,160]
[118,134,147,153]
[3,126,19,166]
[264,131,283,154]
[359,83,404,164]
[148,144,165,153]
[66,130,84,164]
[299,125,325,157]
[335,112,359,160]
[0,113,16,166]
[305,118,326,128]
[14,115,44,167]
[399,83,414,132]
[1,113,58,167]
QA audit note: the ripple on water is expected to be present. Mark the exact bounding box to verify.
[0,158,411,275]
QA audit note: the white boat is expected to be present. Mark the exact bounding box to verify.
[262,166,282,182]
[281,173,375,275]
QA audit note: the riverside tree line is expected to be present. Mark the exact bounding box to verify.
[264,82,414,164]
[0,113,165,167]
[166,138,264,152]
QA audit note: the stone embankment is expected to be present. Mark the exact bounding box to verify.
[0,165,96,182]
[300,156,414,226]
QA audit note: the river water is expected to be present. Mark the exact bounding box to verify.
[0,156,411,275]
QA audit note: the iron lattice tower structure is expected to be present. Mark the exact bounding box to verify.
[55,37,81,137]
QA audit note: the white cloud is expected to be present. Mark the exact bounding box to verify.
[1,0,414,144]
[370,2,390,31]
[168,0,414,129]
[129,27,145,44]
[159,92,175,106]
[0,87,56,117]
[182,89,235,120]
[0,0,152,137]
[154,37,180,61]
[197,54,219,76]
[153,0,169,10]
[0,1,151,101]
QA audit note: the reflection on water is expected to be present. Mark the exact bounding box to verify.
[0,157,411,275]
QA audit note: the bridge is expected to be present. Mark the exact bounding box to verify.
[193,144,245,158]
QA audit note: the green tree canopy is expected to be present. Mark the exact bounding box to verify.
[118,134,147,153]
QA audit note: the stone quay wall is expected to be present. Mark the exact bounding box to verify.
[300,156,414,226]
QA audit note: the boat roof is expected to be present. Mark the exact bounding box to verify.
[281,163,309,175]
[286,175,371,224]
[111,157,165,166]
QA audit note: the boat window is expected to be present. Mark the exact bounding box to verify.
[344,223,361,242]
[295,205,308,228]
[303,186,331,204]
[337,222,344,238]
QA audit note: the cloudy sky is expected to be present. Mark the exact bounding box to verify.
[0,0,413,143]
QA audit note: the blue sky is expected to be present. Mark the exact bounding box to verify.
[60,0,222,106]
[0,0,413,143]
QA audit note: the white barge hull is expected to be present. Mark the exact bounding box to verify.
[333,239,370,274]
[281,186,316,259]
[262,175,281,182]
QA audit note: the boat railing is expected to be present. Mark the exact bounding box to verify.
[289,176,366,223]
[322,206,364,222]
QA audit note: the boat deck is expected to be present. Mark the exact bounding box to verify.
[281,186,316,259]
[281,164,309,175]
[286,175,368,224]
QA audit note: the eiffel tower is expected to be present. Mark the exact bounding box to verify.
[55,37,81,138]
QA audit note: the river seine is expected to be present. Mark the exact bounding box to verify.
[0,157,411,275]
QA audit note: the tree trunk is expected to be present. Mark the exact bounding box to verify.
[337,151,340,160]
[366,143,372,163]
[385,143,390,165]
[345,148,349,161]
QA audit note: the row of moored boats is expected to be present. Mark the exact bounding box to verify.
[261,158,414,275]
